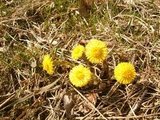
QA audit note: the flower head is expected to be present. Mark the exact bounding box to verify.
[69,65,92,87]
[42,54,54,75]
[85,39,108,63]
[114,62,136,84]
[71,44,85,60]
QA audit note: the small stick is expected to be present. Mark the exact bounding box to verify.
[71,84,108,120]
[75,113,160,119]
[128,88,148,116]
[0,94,15,108]
[105,82,119,100]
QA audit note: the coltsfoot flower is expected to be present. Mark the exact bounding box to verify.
[71,44,85,60]
[42,54,54,75]
[85,39,108,63]
[69,65,92,87]
[114,62,136,84]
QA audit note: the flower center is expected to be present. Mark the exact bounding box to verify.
[45,64,49,70]
[94,49,102,58]
[75,49,80,54]
[76,72,85,80]
[123,71,134,80]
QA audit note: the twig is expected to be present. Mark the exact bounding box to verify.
[105,82,119,100]
[0,76,63,112]
[108,113,160,119]
[0,94,15,108]
[71,84,108,120]
[128,88,148,116]
[75,113,160,119]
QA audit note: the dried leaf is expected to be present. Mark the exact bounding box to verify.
[86,92,97,105]
[31,60,37,68]
[83,92,98,112]
[79,39,88,45]
[98,82,107,92]
[63,93,75,119]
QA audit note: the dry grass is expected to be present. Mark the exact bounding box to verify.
[0,0,160,120]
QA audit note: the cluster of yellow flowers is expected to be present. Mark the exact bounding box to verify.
[42,39,136,88]
[69,39,108,87]
[71,39,108,63]
[69,39,136,87]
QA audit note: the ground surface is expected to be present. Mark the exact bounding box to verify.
[0,0,160,120]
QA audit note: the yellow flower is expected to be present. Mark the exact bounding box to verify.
[69,65,92,87]
[42,54,54,75]
[85,39,108,63]
[71,44,85,60]
[114,62,136,84]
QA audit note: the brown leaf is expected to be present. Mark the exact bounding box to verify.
[98,82,107,93]
[79,39,88,45]
[63,93,75,119]
[84,92,98,112]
